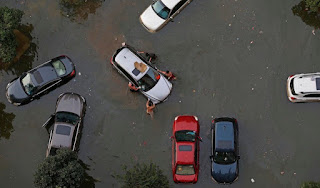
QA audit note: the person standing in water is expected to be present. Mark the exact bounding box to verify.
[146,99,156,118]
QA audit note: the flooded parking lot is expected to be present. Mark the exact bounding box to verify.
[1,0,320,187]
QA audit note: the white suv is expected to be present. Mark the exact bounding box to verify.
[287,73,320,102]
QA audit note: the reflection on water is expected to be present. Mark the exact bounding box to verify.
[0,24,38,76]
[0,103,15,140]
[292,1,320,29]
[79,160,98,188]
[59,0,104,22]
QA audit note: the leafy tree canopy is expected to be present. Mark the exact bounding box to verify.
[0,6,23,63]
[34,149,85,188]
[301,181,320,188]
[116,162,170,188]
[305,0,320,13]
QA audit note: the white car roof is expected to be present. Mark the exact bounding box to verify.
[293,75,320,94]
[115,48,150,81]
[162,0,181,9]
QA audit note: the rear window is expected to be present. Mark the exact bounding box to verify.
[56,125,71,136]
[176,165,195,175]
[52,60,66,76]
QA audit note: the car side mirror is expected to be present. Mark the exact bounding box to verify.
[198,136,203,142]
[170,136,174,140]
[209,155,213,159]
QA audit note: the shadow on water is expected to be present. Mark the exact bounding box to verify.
[292,1,320,29]
[59,0,105,23]
[0,24,38,76]
[79,160,99,188]
[0,102,15,140]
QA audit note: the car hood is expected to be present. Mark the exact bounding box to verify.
[140,6,166,31]
[211,161,238,183]
[144,75,172,104]
[6,78,29,103]
[174,174,197,183]
[56,94,83,116]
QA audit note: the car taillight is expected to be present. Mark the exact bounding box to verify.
[289,75,294,78]
[110,56,114,64]
[70,70,75,77]
[290,97,296,100]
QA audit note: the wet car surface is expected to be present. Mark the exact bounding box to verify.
[1,0,320,187]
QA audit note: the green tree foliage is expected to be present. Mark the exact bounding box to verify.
[305,0,320,13]
[34,149,85,188]
[0,102,15,140]
[292,1,320,29]
[116,162,169,188]
[0,6,23,63]
[301,181,320,188]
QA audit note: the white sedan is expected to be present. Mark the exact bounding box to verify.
[139,0,193,33]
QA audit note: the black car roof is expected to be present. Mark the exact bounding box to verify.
[30,64,58,86]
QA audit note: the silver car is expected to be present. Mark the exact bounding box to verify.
[43,93,86,157]
[139,0,193,33]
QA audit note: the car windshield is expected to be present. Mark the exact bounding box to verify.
[55,112,79,125]
[137,68,160,92]
[214,151,236,164]
[52,60,66,76]
[176,165,195,175]
[21,73,37,95]
[152,0,170,19]
[175,130,196,142]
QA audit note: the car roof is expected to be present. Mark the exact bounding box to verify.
[174,116,199,132]
[176,142,195,164]
[30,64,58,86]
[51,123,75,148]
[293,76,320,94]
[215,121,235,150]
[162,0,181,9]
[115,47,150,81]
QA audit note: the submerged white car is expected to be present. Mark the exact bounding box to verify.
[139,0,193,33]
[287,73,320,102]
[111,44,172,104]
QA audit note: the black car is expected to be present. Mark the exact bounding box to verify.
[6,56,75,106]
[210,117,240,184]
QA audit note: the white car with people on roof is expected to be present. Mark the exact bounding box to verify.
[111,44,172,104]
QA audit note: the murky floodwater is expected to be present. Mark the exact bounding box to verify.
[1,0,320,187]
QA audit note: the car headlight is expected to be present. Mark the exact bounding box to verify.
[12,102,21,106]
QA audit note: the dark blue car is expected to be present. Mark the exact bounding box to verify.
[5,55,75,106]
[211,117,240,184]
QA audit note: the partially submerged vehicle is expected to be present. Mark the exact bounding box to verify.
[287,73,320,102]
[111,44,172,104]
[43,93,86,157]
[6,55,75,106]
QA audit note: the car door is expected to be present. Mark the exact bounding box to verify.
[34,78,61,97]
[172,137,176,174]
[169,0,188,19]
[303,94,320,101]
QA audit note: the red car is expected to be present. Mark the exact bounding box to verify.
[171,115,201,183]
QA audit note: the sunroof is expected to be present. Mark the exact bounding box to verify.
[316,78,320,90]
[179,145,192,151]
[132,68,140,76]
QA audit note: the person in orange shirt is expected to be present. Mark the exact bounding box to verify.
[157,70,176,81]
